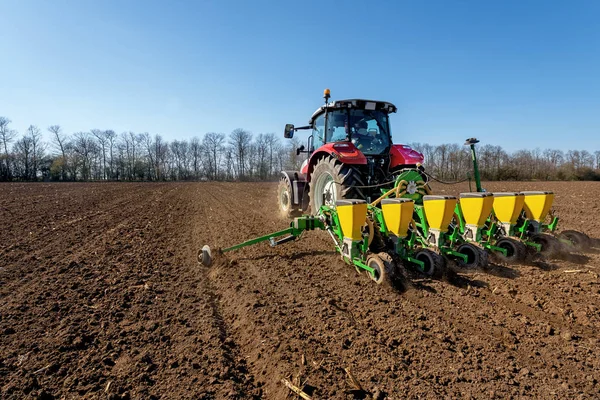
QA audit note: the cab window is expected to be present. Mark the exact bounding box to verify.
[327,110,349,142]
[312,114,325,149]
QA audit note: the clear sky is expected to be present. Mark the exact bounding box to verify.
[1,0,599,152]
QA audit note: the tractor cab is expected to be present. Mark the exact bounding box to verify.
[309,99,395,156]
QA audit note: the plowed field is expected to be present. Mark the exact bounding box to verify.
[1,181,599,399]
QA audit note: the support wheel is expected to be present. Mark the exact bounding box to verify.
[309,156,364,214]
[366,254,389,285]
[495,237,527,263]
[558,230,591,251]
[198,245,212,267]
[530,233,562,258]
[277,178,301,218]
[379,252,408,290]
[456,243,489,269]
[414,249,446,279]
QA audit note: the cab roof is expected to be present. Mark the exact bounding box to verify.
[309,99,397,124]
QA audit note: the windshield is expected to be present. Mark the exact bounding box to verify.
[324,109,391,155]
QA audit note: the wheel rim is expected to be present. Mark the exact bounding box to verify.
[498,239,517,258]
[313,172,336,208]
[368,258,383,282]
[279,186,290,211]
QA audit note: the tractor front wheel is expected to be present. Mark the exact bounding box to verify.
[309,156,363,214]
[277,178,301,218]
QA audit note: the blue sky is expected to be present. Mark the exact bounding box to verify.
[1,0,599,152]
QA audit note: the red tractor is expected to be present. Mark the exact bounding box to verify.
[278,89,426,217]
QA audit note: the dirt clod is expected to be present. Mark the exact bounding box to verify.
[562,331,574,341]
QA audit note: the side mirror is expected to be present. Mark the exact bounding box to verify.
[284,124,295,138]
[296,145,305,155]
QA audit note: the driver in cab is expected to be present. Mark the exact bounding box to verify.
[350,118,374,150]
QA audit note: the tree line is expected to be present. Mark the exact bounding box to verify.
[407,142,600,181]
[1,116,599,182]
[0,117,307,182]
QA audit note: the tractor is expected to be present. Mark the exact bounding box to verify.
[197,90,593,287]
[278,89,426,218]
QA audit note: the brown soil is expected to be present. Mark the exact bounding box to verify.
[1,181,599,399]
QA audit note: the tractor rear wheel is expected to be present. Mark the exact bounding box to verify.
[277,178,301,218]
[414,249,446,279]
[495,237,527,263]
[558,230,591,251]
[309,156,364,214]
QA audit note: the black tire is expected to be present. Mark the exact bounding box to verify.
[309,156,364,214]
[558,230,591,251]
[414,249,446,279]
[495,237,527,263]
[366,254,388,285]
[277,178,301,218]
[456,242,489,268]
[530,233,561,258]
[379,252,409,290]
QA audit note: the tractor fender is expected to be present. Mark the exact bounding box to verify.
[280,171,307,207]
[390,144,424,169]
[306,143,367,179]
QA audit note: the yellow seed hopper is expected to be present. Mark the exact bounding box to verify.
[381,198,414,238]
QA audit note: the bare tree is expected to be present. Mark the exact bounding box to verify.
[27,125,44,180]
[105,130,117,179]
[13,135,33,180]
[190,136,201,179]
[91,129,108,180]
[223,146,234,180]
[120,132,132,180]
[581,150,595,169]
[566,150,581,172]
[0,117,17,179]
[170,140,190,180]
[140,133,155,180]
[255,133,269,179]
[229,128,252,179]
[203,132,225,180]
[542,149,563,179]
[285,137,303,170]
[73,132,96,180]
[48,125,69,180]
[264,133,278,178]
[153,134,169,181]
